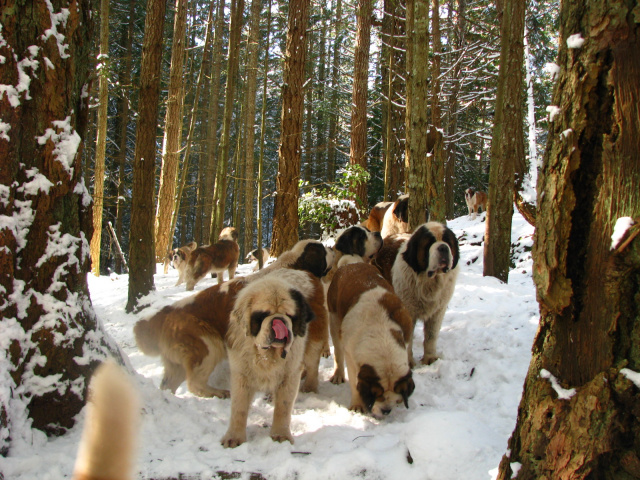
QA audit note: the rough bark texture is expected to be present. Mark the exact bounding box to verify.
[270,0,310,257]
[497,0,640,478]
[381,0,406,201]
[348,0,372,209]
[405,0,433,229]
[0,0,116,451]
[483,0,524,283]
[327,0,343,185]
[242,0,262,255]
[203,0,226,245]
[90,0,110,276]
[210,0,244,243]
[114,0,136,274]
[155,0,188,262]
[127,0,167,312]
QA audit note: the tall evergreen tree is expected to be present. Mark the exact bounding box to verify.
[497,0,640,476]
[127,0,167,312]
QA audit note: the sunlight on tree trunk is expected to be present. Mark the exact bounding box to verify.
[497,0,640,477]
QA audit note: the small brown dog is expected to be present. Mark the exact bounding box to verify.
[465,188,488,220]
[183,227,239,290]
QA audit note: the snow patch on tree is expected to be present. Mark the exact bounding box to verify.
[611,217,635,250]
[566,33,585,49]
[36,116,81,177]
[42,0,71,59]
[540,369,576,400]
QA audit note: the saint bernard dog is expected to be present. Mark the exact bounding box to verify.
[72,360,140,480]
[134,277,247,398]
[365,201,393,232]
[182,226,240,290]
[222,271,317,447]
[465,187,488,220]
[327,262,415,417]
[245,246,270,271]
[253,239,334,392]
[133,239,334,397]
[163,241,197,283]
[380,194,411,238]
[373,222,460,366]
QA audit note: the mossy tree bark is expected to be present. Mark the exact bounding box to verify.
[0,0,118,453]
[497,0,640,477]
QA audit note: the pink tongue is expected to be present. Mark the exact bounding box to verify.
[272,318,288,340]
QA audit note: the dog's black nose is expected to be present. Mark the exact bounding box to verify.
[438,244,449,255]
[381,408,392,416]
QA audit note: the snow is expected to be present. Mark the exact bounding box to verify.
[546,105,560,122]
[540,369,576,400]
[566,34,585,49]
[611,217,635,250]
[0,212,539,480]
[621,369,640,389]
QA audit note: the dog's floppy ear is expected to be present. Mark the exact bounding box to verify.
[186,241,197,251]
[289,289,315,337]
[294,242,328,278]
[442,226,460,270]
[335,226,366,257]
[394,195,410,223]
[402,225,435,274]
[394,371,415,408]
[357,364,384,411]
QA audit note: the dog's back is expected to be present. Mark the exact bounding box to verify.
[73,360,139,480]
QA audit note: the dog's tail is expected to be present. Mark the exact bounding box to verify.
[73,360,140,480]
[134,313,164,356]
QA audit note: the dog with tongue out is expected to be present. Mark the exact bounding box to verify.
[222,270,316,448]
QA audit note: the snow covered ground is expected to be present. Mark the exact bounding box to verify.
[1,213,538,480]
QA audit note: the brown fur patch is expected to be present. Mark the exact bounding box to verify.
[365,201,393,232]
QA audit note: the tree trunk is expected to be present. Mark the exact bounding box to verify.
[270,0,310,256]
[327,0,343,185]
[155,0,188,262]
[0,0,117,452]
[444,0,466,219]
[242,0,262,255]
[348,0,372,209]
[203,0,226,246]
[497,1,640,478]
[483,0,524,283]
[405,0,433,229]
[381,0,406,201]
[210,0,244,243]
[115,0,136,274]
[126,0,167,313]
[90,0,110,277]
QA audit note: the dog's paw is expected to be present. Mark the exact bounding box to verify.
[321,344,331,358]
[270,430,294,444]
[349,403,367,414]
[420,354,439,366]
[300,380,318,394]
[221,432,245,448]
[330,370,345,384]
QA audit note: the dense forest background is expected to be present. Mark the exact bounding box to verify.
[84,0,558,274]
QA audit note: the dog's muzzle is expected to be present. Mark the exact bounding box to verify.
[427,245,452,277]
[259,315,293,359]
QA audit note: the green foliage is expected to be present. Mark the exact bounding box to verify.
[298,164,370,234]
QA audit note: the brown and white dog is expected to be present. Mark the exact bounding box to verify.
[163,241,197,284]
[183,226,240,290]
[379,194,428,238]
[221,271,317,447]
[134,239,334,397]
[134,277,248,398]
[253,239,334,392]
[327,263,415,417]
[245,247,270,271]
[373,222,460,366]
[365,201,393,232]
[464,187,488,220]
[72,360,140,480]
